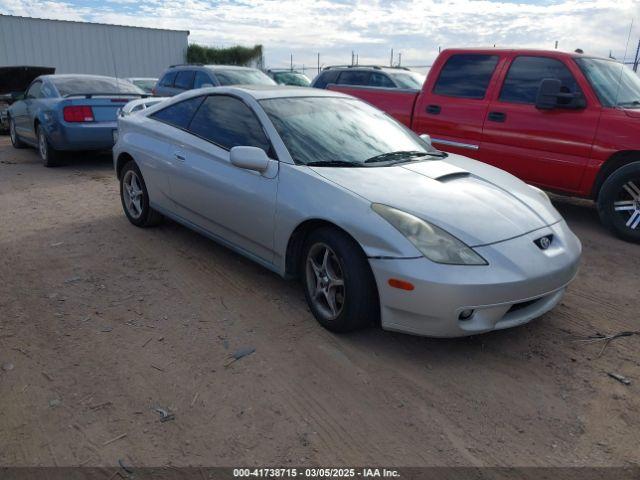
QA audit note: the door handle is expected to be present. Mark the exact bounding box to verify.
[488,111,506,122]
[426,104,441,115]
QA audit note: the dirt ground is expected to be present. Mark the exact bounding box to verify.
[0,135,639,468]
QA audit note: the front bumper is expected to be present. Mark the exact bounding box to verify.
[369,220,581,337]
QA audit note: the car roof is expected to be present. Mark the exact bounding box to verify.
[172,84,348,101]
[167,64,261,72]
[440,47,612,61]
[39,73,120,82]
[321,66,410,73]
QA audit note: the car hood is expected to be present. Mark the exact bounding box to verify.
[0,66,55,95]
[309,154,562,247]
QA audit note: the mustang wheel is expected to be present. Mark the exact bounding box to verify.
[9,117,26,149]
[120,160,162,227]
[302,227,379,332]
[598,161,640,243]
[37,125,62,167]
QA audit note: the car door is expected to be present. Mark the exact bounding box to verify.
[167,94,279,263]
[412,53,503,156]
[479,55,601,192]
[15,80,43,140]
[173,70,195,93]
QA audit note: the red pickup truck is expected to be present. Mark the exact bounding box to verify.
[326,49,640,243]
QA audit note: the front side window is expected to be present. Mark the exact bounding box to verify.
[187,95,271,152]
[500,56,581,104]
[213,69,276,86]
[388,71,425,89]
[337,71,370,86]
[194,71,213,89]
[433,54,499,99]
[260,97,436,166]
[26,81,43,99]
[576,57,640,108]
[150,96,204,129]
[369,72,395,88]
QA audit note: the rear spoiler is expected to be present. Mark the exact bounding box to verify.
[63,93,149,99]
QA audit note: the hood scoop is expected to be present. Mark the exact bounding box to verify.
[400,160,470,181]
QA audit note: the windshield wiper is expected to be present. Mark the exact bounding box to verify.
[306,160,361,167]
[364,150,446,164]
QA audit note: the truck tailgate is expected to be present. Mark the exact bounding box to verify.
[326,84,419,128]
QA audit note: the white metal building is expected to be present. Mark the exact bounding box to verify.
[0,15,189,78]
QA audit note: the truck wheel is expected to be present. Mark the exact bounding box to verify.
[301,227,379,333]
[37,125,62,167]
[597,161,640,243]
[9,117,26,148]
[120,160,163,227]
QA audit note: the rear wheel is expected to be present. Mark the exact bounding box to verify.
[597,161,640,243]
[9,117,26,148]
[37,125,62,167]
[302,227,379,333]
[120,160,163,227]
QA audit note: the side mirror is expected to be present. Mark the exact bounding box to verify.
[230,146,270,173]
[535,78,562,110]
[536,78,586,110]
[419,134,432,146]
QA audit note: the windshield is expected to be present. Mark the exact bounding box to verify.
[260,97,439,166]
[52,76,144,96]
[273,72,310,86]
[131,79,157,93]
[388,71,426,89]
[576,58,640,108]
[214,69,276,86]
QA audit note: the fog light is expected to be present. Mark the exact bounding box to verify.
[459,309,474,321]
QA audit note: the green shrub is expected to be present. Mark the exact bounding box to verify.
[187,44,263,66]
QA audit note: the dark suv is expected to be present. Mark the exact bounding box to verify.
[311,65,425,90]
[154,64,276,96]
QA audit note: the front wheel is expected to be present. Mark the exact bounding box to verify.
[119,160,163,227]
[9,117,26,148]
[597,161,640,243]
[302,227,379,333]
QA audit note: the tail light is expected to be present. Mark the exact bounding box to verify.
[63,106,94,122]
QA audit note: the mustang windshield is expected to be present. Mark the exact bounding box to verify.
[576,58,640,108]
[260,97,438,166]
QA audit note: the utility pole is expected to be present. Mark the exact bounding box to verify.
[356,54,359,65]
[390,48,394,67]
[351,51,354,66]
[555,41,558,49]
[398,53,402,67]
[634,38,640,72]
[317,52,320,75]
[290,53,293,71]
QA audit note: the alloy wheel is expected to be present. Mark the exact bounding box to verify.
[38,129,48,161]
[122,169,144,219]
[613,180,640,231]
[305,243,346,321]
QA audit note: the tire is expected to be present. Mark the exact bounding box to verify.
[597,161,640,243]
[37,124,63,167]
[301,227,379,333]
[119,160,163,227]
[9,117,26,149]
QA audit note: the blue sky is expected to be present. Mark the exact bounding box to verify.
[1,0,639,73]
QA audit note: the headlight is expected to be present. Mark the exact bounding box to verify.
[372,204,487,265]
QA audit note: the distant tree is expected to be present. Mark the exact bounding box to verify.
[187,44,264,67]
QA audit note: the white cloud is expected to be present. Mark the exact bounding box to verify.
[1,0,639,72]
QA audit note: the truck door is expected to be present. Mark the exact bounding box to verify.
[413,53,503,156]
[479,54,600,193]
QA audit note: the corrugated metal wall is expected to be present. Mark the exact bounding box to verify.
[0,15,189,78]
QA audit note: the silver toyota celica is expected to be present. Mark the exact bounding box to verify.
[113,86,582,338]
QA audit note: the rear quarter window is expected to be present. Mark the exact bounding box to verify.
[150,96,204,129]
[433,54,499,99]
[174,70,195,90]
[313,71,339,88]
[160,71,177,87]
[337,71,370,86]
